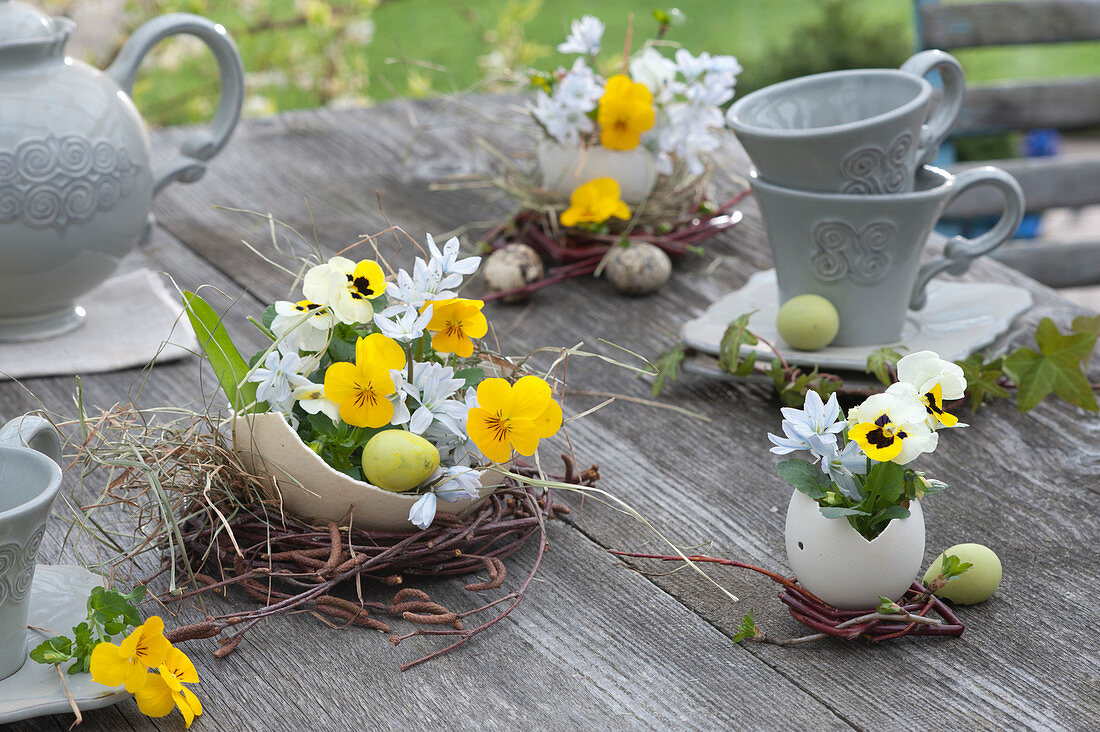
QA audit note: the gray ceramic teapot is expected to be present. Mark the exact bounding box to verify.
[0,0,244,342]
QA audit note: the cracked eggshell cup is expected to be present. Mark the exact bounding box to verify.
[537,140,657,204]
[784,489,925,609]
[230,411,499,533]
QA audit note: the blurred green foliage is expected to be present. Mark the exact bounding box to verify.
[35,0,1100,131]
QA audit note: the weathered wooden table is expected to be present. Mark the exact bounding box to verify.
[4,97,1098,731]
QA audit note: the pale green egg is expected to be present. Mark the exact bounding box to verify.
[776,294,840,351]
[361,430,440,493]
[923,543,1003,605]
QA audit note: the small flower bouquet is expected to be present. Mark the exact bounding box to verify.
[479,13,748,301]
[189,234,564,531]
[770,351,968,608]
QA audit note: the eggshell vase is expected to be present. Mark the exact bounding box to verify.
[537,140,657,204]
[231,412,497,533]
[784,489,925,609]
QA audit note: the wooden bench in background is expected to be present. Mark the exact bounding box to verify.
[916,0,1100,287]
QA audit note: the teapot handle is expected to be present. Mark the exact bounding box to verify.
[106,14,244,197]
[0,414,62,467]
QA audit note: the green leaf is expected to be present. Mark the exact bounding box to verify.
[717,312,758,376]
[651,342,686,397]
[866,346,905,386]
[183,291,261,412]
[820,506,871,518]
[776,459,831,500]
[956,353,1009,410]
[1004,317,1098,413]
[732,610,759,643]
[29,636,72,665]
[260,304,278,330]
[1072,314,1100,342]
[454,367,485,389]
[861,460,907,508]
[869,504,911,527]
[940,553,973,581]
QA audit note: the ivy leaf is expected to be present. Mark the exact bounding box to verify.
[1072,314,1100,342]
[866,346,906,386]
[776,459,832,500]
[1004,317,1098,413]
[956,353,1009,410]
[717,312,758,376]
[651,342,686,397]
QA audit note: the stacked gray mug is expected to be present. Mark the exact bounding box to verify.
[726,51,1025,347]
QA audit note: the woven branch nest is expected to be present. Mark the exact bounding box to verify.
[163,457,599,669]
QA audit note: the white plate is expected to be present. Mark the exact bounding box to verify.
[0,565,127,724]
[681,269,1033,371]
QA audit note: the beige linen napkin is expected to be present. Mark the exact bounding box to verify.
[0,269,199,381]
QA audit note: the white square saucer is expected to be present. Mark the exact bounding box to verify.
[681,269,1033,371]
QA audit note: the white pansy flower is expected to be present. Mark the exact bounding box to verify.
[374,304,432,343]
[847,391,938,465]
[557,15,604,55]
[292,381,340,422]
[271,299,334,353]
[302,256,385,325]
[897,350,967,400]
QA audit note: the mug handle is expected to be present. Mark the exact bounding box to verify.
[0,414,62,467]
[106,14,245,198]
[900,50,965,166]
[909,166,1025,311]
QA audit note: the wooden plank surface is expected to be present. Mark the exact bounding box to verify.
[919,0,1100,49]
[946,154,1100,216]
[2,95,1098,729]
[956,78,1100,133]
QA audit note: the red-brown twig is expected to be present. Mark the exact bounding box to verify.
[611,551,965,644]
[161,458,594,670]
[481,191,750,302]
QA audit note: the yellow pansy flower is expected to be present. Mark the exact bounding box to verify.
[89,616,170,693]
[323,333,406,428]
[425,298,488,358]
[133,646,203,728]
[560,178,631,227]
[597,74,655,150]
[466,375,563,463]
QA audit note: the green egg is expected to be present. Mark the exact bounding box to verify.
[361,430,440,493]
[923,543,1003,605]
[776,294,840,351]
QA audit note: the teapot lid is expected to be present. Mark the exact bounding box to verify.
[0,0,61,44]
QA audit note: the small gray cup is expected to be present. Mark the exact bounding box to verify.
[0,415,62,681]
[751,165,1025,347]
[728,51,965,194]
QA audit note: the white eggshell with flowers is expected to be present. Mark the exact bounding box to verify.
[231,411,498,532]
[537,140,657,203]
[784,489,925,609]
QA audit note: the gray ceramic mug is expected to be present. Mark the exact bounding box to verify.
[0,414,62,681]
[750,165,1025,347]
[727,51,964,194]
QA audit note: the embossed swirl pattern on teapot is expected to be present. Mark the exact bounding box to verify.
[0,0,244,342]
